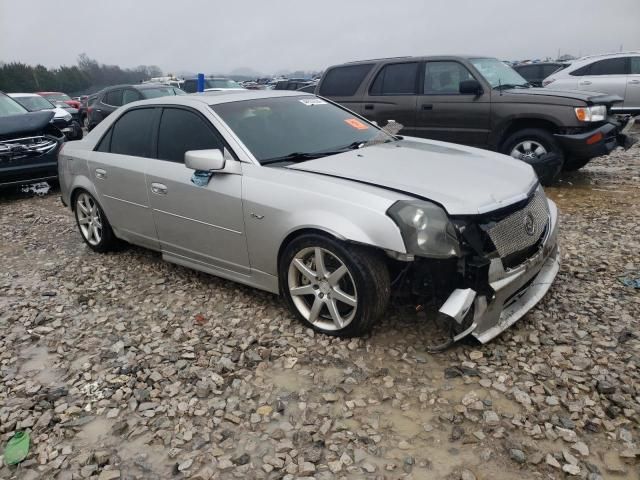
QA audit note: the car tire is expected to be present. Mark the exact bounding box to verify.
[501,128,564,185]
[279,233,390,337]
[562,157,591,171]
[73,190,119,253]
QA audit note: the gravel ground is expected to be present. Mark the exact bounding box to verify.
[0,145,639,480]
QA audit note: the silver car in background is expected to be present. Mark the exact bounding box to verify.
[58,90,560,344]
[543,51,640,114]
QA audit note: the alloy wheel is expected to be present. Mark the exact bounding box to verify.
[510,140,548,161]
[287,247,358,331]
[76,193,103,246]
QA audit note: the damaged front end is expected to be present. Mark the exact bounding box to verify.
[389,185,560,344]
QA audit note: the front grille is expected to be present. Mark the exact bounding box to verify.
[0,135,58,161]
[486,189,550,259]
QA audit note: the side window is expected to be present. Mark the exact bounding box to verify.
[542,64,563,77]
[122,89,142,105]
[157,108,225,163]
[632,57,640,74]
[587,58,628,76]
[109,108,156,157]
[570,64,591,76]
[423,62,475,94]
[516,65,539,80]
[318,64,374,97]
[104,89,123,106]
[96,128,112,152]
[182,80,196,93]
[370,62,419,96]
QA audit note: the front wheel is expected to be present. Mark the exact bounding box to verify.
[74,191,119,252]
[501,128,564,185]
[280,234,390,337]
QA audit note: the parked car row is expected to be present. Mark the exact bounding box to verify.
[8,93,83,141]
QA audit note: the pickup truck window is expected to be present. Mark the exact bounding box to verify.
[369,62,419,95]
[423,61,475,94]
[319,64,374,97]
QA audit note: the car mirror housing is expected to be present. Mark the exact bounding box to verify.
[184,149,225,171]
[459,79,483,95]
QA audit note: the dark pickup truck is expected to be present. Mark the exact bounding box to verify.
[316,56,635,184]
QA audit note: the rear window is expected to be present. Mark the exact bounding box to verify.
[109,108,156,158]
[370,62,419,95]
[318,64,374,97]
[104,89,123,106]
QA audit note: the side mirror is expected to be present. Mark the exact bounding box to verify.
[459,79,483,95]
[184,149,225,171]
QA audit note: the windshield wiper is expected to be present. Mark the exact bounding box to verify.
[261,152,328,165]
[494,83,529,90]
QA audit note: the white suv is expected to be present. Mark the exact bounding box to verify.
[543,52,640,114]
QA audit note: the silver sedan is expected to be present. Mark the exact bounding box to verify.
[58,90,559,344]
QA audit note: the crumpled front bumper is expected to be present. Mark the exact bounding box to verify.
[554,115,637,160]
[441,199,560,343]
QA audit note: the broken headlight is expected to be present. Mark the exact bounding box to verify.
[388,200,461,258]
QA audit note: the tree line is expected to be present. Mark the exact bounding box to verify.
[0,54,162,96]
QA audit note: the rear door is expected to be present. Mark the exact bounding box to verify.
[146,107,249,273]
[87,107,159,249]
[415,60,491,147]
[576,57,629,99]
[95,89,123,123]
[318,63,375,115]
[360,61,419,134]
[625,56,640,110]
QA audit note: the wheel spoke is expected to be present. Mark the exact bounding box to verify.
[78,217,90,225]
[510,150,523,160]
[522,141,532,152]
[78,199,90,214]
[293,258,317,283]
[327,264,347,286]
[92,226,101,243]
[534,145,546,156]
[314,248,328,278]
[308,297,323,323]
[290,284,315,296]
[332,288,356,307]
[326,299,344,328]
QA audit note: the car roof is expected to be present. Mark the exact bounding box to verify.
[8,93,42,97]
[37,91,65,95]
[340,55,495,66]
[128,89,312,108]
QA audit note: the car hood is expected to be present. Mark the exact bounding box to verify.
[288,137,538,215]
[503,87,623,106]
[0,110,55,139]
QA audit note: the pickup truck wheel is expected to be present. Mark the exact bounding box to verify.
[501,128,564,185]
[74,191,118,253]
[280,234,390,337]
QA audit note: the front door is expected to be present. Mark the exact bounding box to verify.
[360,61,419,135]
[86,107,159,249]
[146,107,250,273]
[577,57,629,100]
[415,61,491,147]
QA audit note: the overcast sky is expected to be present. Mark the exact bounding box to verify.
[1,0,639,75]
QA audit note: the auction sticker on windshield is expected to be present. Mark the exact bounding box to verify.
[299,98,327,106]
[344,118,369,130]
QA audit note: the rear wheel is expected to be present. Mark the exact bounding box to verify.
[280,234,390,337]
[74,191,118,252]
[501,128,564,185]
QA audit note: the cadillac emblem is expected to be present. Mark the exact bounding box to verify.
[524,212,536,236]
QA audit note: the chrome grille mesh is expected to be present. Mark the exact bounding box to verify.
[487,190,550,258]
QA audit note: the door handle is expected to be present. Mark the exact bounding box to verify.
[421,104,433,110]
[579,80,592,85]
[95,168,106,179]
[151,183,168,195]
[364,104,374,110]
[629,79,640,84]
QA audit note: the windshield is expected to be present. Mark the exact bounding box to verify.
[205,79,241,89]
[43,93,71,102]
[211,96,392,164]
[142,87,187,98]
[12,95,55,112]
[0,95,28,116]
[470,58,529,88]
